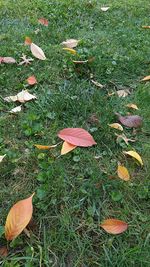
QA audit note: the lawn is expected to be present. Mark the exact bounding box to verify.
[0,0,150,266]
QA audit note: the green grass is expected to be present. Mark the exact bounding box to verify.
[0,0,150,266]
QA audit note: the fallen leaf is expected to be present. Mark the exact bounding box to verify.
[61,39,79,48]
[123,150,143,166]
[72,60,88,64]
[34,144,58,150]
[19,54,34,65]
[91,80,104,88]
[24,37,32,45]
[5,193,34,241]
[117,165,130,181]
[115,113,142,128]
[101,7,110,12]
[116,89,130,97]
[58,128,97,147]
[126,103,139,110]
[61,141,76,155]
[23,228,31,238]
[4,90,36,103]
[142,26,150,29]
[38,18,49,26]
[10,105,22,113]
[0,154,6,163]
[100,219,128,234]
[62,48,77,55]
[141,75,150,81]
[31,43,46,60]
[108,123,123,131]
[115,133,136,145]
[0,57,16,64]
[0,246,8,257]
[27,75,37,85]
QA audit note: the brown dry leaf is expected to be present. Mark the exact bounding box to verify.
[101,7,110,12]
[4,90,36,103]
[61,39,79,48]
[117,165,130,181]
[123,150,143,166]
[91,80,104,88]
[31,43,46,60]
[116,113,142,128]
[24,37,32,45]
[0,154,6,163]
[34,144,58,150]
[61,141,77,155]
[141,75,150,81]
[0,246,8,258]
[108,123,123,131]
[116,89,130,97]
[19,54,34,65]
[100,219,128,234]
[142,26,150,29]
[115,133,136,145]
[10,105,22,113]
[126,103,139,110]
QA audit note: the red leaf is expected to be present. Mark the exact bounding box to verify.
[27,75,37,85]
[100,219,128,234]
[38,18,49,26]
[58,128,96,147]
[115,113,142,128]
[24,37,32,45]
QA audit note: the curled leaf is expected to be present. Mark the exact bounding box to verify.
[116,89,130,97]
[61,39,79,48]
[72,60,88,64]
[0,154,6,163]
[5,193,34,241]
[24,37,32,45]
[34,144,58,150]
[31,43,46,60]
[141,75,150,81]
[62,48,77,55]
[38,18,49,26]
[58,128,96,147]
[117,165,130,181]
[100,219,128,234]
[27,75,37,85]
[4,90,36,103]
[126,103,138,110]
[61,141,76,155]
[115,113,142,128]
[108,123,123,131]
[123,150,143,166]
[91,80,104,88]
[115,133,136,145]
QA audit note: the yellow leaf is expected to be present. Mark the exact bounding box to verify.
[142,26,150,29]
[0,154,6,163]
[31,43,46,60]
[141,75,150,81]
[34,144,57,150]
[61,141,77,155]
[5,193,34,241]
[126,103,139,110]
[108,123,123,131]
[123,150,143,166]
[117,165,130,181]
[62,48,77,55]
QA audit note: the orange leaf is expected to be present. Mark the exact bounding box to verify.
[34,144,58,150]
[58,128,96,147]
[100,219,128,234]
[117,165,130,181]
[27,75,37,85]
[141,75,150,81]
[24,37,32,45]
[38,18,49,26]
[5,193,34,241]
[61,141,76,155]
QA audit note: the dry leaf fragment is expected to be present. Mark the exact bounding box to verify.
[61,141,76,155]
[58,128,96,147]
[4,90,36,103]
[10,105,22,113]
[117,165,130,181]
[34,144,58,150]
[19,54,34,65]
[0,246,8,257]
[62,48,77,55]
[27,75,37,85]
[126,103,138,110]
[108,123,123,131]
[141,75,150,81]
[61,39,79,48]
[101,7,110,12]
[0,154,6,163]
[115,113,142,128]
[142,26,150,29]
[73,60,88,64]
[115,133,136,145]
[0,57,16,64]
[38,18,49,26]
[100,219,128,234]
[24,37,32,45]
[116,89,130,98]
[31,43,46,60]
[5,193,34,241]
[123,150,143,166]
[91,80,104,88]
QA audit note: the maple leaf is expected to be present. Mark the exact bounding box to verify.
[19,54,34,65]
